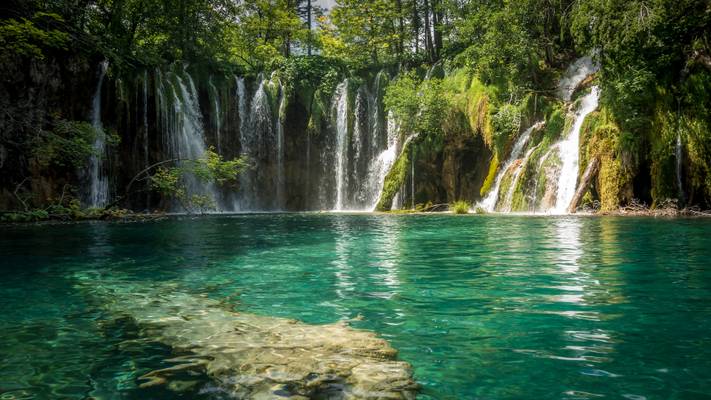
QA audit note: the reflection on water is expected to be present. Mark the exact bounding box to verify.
[369,216,402,298]
[1,215,711,400]
[332,217,355,300]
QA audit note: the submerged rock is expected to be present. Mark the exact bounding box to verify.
[75,278,418,399]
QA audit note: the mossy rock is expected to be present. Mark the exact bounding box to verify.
[375,143,413,211]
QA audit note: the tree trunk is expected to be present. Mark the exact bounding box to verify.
[307,0,312,56]
[568,157,600,213]
[412,0,420,54]
[423,0,433,61]
[431,0,442,59]
[396,0,404,57]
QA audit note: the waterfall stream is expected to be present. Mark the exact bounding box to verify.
[552,87,599,214]
[155,69,220,211]
[208,78,222,153]
[333,80,350,210]
[239,79,280,210]
[143,71,150,209]
[366,111,400,211]
[479,122,543,212]
[329,73,398,211]
[86,60,110,208]
[275,85,286,210]
[558,55,599,101]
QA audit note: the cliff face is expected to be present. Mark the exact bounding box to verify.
[2,60,709,213]
[0,53,96,209]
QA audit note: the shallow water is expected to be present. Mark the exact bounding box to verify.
[1,214,711,399]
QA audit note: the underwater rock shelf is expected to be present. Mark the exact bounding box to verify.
[75,277,418,399]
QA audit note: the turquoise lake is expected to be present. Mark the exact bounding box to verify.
[1,214,711,399]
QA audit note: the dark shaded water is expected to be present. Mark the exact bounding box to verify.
[1,214,711,399]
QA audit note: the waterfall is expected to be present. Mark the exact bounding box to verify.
[236,77,247,145]
[552,87,600,214]
[558,54,599,101]
[352,89,366,193]
[208,78,222,153]
[366,111,400,210]
[143,71,150,209]
[388,133,418,211]
[240,80,274,210]
[155,69,219,211]
[501,144,539,212]
[676,133,685,205]
[327,71,396,211]
[479,122,542,212]
[231,76,248,211]
[275,85,286,209]
[333,80,349,210]
[86,60,110,208]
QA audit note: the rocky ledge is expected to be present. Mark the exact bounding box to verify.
[75,276,418,399]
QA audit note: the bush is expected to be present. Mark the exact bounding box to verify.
[451,200,470,214]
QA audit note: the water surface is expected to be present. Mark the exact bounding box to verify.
[1,214,710,399]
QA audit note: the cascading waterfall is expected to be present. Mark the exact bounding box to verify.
[155,69,219,211]
[239,80,274,210]
[329,72,397,211]
[389,133,418,211]
[558,54,599,101]
[143,71,150,209]
[86,60,110,208]
[275,84,286,209]
[236,77,247,145]
[333,80,350,210]
[352,89,366,189]
[208,78,222,153]
[231,76,248,211]
[552,87,599,214]
[501,144,539,212]
[479,122,542,212]
[366,110,400,210]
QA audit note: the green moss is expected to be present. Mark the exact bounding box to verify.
[496,167,515,208]
[543,106,566,143]
[375,144,412,211]
[578,107,633,211]
[538,150,560,204]
[480,153,499,197]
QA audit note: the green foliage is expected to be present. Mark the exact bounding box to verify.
[0,13,69,59]
[491,104,522,155]
[384,71,420,134]
[320,0,402,68]
[480,153,499,197]
[0,210,49,223]
[543,107,566,144]
[579,109,631,211]
[0,197,138,223]
[149,149,247,212]
[570,0,710,177]
[384,72,448,137]
[451,200,470,214]
[32,119,98,169]
[279,56,344,97]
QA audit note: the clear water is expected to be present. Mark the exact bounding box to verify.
[1,214,711,399]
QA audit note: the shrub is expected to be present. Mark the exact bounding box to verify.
[451,200,470,214]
